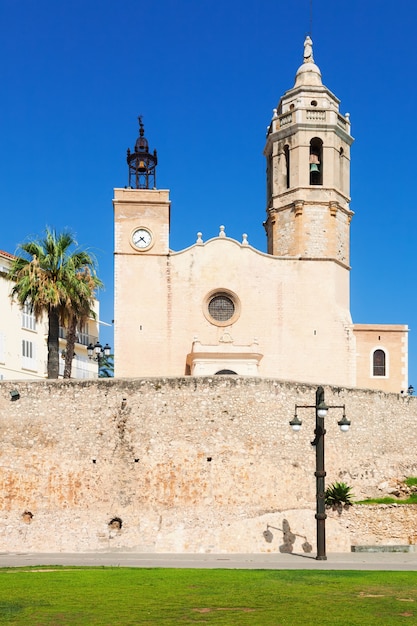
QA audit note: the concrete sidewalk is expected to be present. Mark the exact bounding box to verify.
[1,551,417,571]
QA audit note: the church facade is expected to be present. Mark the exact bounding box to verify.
[113,39,408,393]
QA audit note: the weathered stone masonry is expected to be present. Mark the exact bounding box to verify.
[0,377,416,553]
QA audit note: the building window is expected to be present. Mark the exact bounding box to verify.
[373,349,386,377]
[59,322,91,346]
[204,290,241,327]
[209,295,235,322]
[339,146,344,191]
[22,302,36,331]
[266,151,272,203]
[284,144,290,188]
[0,332,5,364]
[22,339,37,370]
[77,323,89,346]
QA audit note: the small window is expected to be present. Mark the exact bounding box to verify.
[215,370,238,375]
[22,339,37,370]
[373,349,386,377]
[310,100,318,107]
[22,339,34,359]
[77,323,89,346]
[22,302,36,331]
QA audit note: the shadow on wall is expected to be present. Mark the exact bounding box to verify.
[263,519,313,553]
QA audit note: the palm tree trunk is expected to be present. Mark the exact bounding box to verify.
[47,307,60,379]
[63,316,77,378]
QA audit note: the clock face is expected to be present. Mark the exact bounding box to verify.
[131,228,153,250]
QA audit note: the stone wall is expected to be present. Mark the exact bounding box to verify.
[0,377,416,553]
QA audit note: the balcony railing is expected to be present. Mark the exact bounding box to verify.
[59,327,98,347]
[58,359,97,379]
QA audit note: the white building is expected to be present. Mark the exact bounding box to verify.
[0,249,100,380]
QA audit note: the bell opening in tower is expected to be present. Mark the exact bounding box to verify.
[309,137,323,186]
[284,144,290,189]
[126,116,158,189]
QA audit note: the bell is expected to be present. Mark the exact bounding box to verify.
[310,163,320,173]
[138,160,146,172]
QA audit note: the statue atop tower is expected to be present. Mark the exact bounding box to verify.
[303,35,314,63]
[126,116,158,189]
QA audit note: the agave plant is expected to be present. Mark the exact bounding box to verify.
[325,482,354,509]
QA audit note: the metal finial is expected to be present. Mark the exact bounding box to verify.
[310,0,313,37]
[138,115,145,136]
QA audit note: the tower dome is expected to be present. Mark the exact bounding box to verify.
[294,36,323,87]
[135,118,149,152]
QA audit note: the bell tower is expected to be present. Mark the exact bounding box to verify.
[127,116,158,189]
[264,37,354,266]
[114,118,170,378]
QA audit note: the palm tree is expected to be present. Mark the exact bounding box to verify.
[62,266,102,378]
[8,228,102,379]
[99,353,114,378]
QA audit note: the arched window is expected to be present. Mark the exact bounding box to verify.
[215,370,238,375]
[373,349,386,377]
[266,151,272,202]
[284,144,290,188]
[339,146,344,191]
[309,138,323,185]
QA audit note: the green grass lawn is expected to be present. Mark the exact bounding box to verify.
[0,567,416,625]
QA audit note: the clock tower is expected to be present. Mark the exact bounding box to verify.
[113,119,171,377]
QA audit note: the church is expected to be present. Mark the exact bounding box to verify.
[113,38,408,393]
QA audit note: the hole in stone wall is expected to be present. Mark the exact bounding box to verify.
[207,457,212,462]
[134,458,140,463]
[22,511,33,524]
[109,517,123,530]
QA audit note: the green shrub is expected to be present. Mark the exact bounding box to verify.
[325,482,354,508]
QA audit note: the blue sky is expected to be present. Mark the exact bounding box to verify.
[1,0,416,387]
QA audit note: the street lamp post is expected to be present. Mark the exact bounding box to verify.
[87,341,111,376]
[289,386,350,560]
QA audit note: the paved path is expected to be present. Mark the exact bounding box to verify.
[1,552,417,570]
